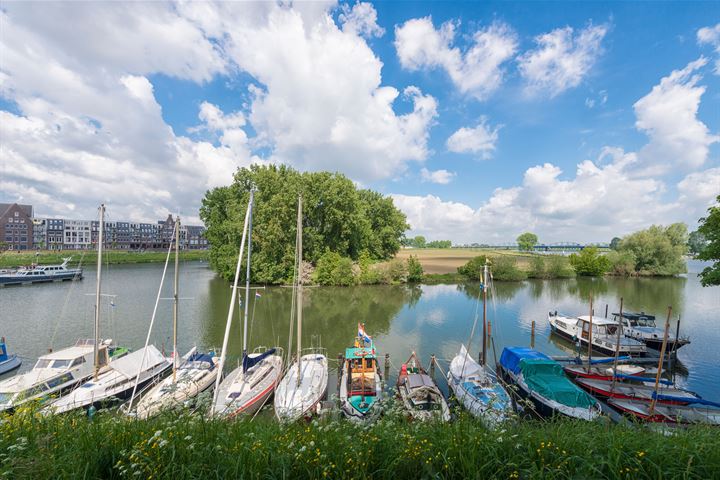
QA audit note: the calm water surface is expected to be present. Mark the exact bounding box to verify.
[1,260,718,399]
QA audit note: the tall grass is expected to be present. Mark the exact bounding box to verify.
[1,405,718,479]
[0,250,208,269]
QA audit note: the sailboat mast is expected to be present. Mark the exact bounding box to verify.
[172,216,180,382]
[94,204,105,381]
[242,192,255,359]
[586,296,593,373]
[482,261,488,366]
[211,193,253,408]
[296,196,303,386]
[648,306,672,416]
[611,297,624,390]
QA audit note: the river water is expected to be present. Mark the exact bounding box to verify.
[1,260,718,400]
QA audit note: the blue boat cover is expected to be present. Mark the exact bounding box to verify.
[651,392,720,408]
[0,342,7,362]
[587,356,631,365]
[242,348,276,373]
[499,347,550,375]
[613,373,673,385]
[186,352,215,369]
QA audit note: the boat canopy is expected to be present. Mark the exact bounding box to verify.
[345,346,376,360]
[0,342,7,362]
[242,348,276,373]
[614,312,655,321]
[499,347,550,375]
[111,346,167,378]
[521,359,597,408]
[186,352,216,369]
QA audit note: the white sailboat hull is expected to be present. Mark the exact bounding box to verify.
[212,354,283,418]
[274,354,328,422]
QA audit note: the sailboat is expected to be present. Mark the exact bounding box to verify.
[274,196,328,422]
[46,205,172,414]
[131,216,219,419]
[0,337,22,376]
[447,260,512,427]
[211,191,284,418]
[0,205,125,413]
[339,324,382,421]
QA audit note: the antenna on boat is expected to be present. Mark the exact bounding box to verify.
[296,195,303,388]
[172,215,180,382]
[93,204,105,381]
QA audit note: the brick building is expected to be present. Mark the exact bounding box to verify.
[0,203,34,251]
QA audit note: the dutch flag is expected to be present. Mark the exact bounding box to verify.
[357,323,371,343]
[255,292,262,299]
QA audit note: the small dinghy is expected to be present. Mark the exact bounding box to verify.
[339,326,382,421]
[563,363,645,381]
[448,345,512,426]
[396,352,449,422]
[498,347,602,421]
[574,378,701,405]
[0,337,22,376]
[134,349,219,419]
[608,398,720,424]
[47,345,171,414]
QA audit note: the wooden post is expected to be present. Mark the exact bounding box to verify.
[429,355,436,379]
[611,297,624,391]
[337,353,343,390]
[531,320,535,349]
[605,304,608,318]
[384,353,390,380]
[649,306,672,417]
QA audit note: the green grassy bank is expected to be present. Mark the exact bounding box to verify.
[1,407,718,479]
[0,250,208,269]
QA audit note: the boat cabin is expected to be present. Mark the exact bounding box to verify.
[612,312,657,328]
[344,346,377,398]
[576,315,620,339]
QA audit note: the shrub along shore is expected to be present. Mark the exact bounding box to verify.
[1,407,718,479]
[0,250,208,269]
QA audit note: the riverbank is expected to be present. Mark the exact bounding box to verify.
[2,407,718,479]
[0,250,208,268]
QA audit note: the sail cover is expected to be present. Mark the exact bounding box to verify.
[500,347,550,375]
[242,348,276,373]
[450,345,482,378]
[111,346,167,378]
[520,359,596,408]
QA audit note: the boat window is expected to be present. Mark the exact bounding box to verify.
[576,319,584,328]
[46,373,74,389]
[52,359,72,369]
[365,359,374,369]
[34,359,52,369]
[607,325,618,335]
[0,392,14,404]
[71,357,85,367]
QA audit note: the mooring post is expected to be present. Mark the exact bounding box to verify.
[337,353,343,389]
[429,354,436,379]
[531,320,536,348]
[605,304,608,318]
[384,353,390,380]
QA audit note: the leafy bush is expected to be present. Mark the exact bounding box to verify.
[406,255,423,282]
[606,250,637,276]
[569,247,610,276]
[491,256,528,281]
[546,255,575,278]
[528,256,547,279]
[457,255,490,280]
[387,259,408,283]
[618,223,687,276]
[314,251,356,286]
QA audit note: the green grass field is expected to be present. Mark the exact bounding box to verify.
[1,405,717,479]
[0,250,208,269]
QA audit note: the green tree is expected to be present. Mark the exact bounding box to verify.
[697,196,720,286]
[426,240,452,248]
[314,251,356,286]
[569,247,610,276]
[200,165,408,284]
[457,255,490,280]
[609,237,621,250]
[406,255,423,282]
[412,235,426,248]
[492,256,528,281]
[528,255,547,279]
[546,255,575,278]
[605,250,637,276]
[618,223,687,276]
[516,232,538,251]
[688,230,707,256]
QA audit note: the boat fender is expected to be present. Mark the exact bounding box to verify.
[400,364,407,375]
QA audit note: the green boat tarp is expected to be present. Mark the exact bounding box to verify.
[520,359,596,408]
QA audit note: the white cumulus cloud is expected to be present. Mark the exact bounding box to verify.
[518,23,608,97]
[420,168,456,184]
[339,2,385,38]
[394,17,518,100]
[697,23,720,74]
[446,118,500,159]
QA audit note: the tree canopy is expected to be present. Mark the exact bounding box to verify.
[617,223,687,276]
[200,165,408,283]
[516,232,538,251]
[610,237,621,250]
[696,196,720,287]
[688,230,707,256]
[426,240,452,248]
[569,247,610,276]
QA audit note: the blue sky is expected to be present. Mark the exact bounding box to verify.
[1,1,718,243]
